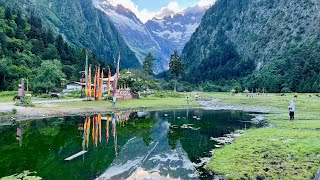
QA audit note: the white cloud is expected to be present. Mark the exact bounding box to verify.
[103,0,216,23]
[154,1,183,19]
[197,0,216,6]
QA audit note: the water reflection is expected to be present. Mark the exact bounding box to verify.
[0,109,258,179]
[16,125,23,146]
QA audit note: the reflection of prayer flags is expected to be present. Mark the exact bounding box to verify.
[85,117,91,148]
[106,117,109,142]
[98,114,102,143]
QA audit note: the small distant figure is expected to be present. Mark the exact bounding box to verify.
[112,95,117,107]
[186,96,189,105]
[288,100,295,121]
[294,95,298,98]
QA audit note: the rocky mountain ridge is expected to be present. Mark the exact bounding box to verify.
[96,0,209,72]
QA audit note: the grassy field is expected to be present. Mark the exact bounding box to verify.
[205,93,320,179]
[52,96,199,110]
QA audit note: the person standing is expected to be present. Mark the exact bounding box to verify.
[112,95,117,107]
[288,100,295,121]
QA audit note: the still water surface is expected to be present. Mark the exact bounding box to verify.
[0,109,258,179]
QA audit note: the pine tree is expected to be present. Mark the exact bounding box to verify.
[4,7,12,20]
[15,11,26,29]
[46,30,55,44]
[55,34,64,54]
[169,50,184,92]
[143,53,155,76]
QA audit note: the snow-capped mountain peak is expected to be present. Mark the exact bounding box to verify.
[96,1,210,72]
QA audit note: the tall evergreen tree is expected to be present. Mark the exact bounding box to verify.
[46,30,55,44]
[143,53,155,76]
[169,50,184,92]
[15,11,26,29]
[55,34,64,54]
[4,7,12,20]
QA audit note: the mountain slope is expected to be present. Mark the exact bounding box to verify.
[97,1,209,72]
[96,1,168,71]
[1,0,140,68]
[145,5,209,54]
[181,0,320,92]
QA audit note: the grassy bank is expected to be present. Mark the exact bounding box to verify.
[205,93,320,179]
[49,96,199,110]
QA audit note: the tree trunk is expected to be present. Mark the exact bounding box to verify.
[174,77,177,93]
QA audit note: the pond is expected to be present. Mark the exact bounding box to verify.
[0,109,259,179]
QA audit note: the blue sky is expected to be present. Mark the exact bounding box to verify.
[95,0,215,23]
[131,0,200,11]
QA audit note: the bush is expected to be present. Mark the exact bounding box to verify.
[0,91,17,97]
[281,87,292,93]
[15,96,34,107]
[203,83,224,92]
[153,90,183,98]
[37,94,51,98]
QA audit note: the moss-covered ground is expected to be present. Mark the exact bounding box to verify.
[205,93,320,179]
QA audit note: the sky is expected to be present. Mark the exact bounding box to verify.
[94,0,216,23]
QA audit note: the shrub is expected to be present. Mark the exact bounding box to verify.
[153,90,183,98]
[0,91,17,97]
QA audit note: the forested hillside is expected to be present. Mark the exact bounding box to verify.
[0,0,140,69]
[0,5,108,92]
[181,0,320,93]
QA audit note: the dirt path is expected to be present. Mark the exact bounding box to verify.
[0,98,87,122]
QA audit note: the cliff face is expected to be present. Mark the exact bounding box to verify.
[1,0,140,68]
[181,0,320,85]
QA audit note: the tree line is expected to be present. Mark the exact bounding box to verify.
[0,5,111,93]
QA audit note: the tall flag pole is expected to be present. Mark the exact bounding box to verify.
[87,64,92,100]
[113,53,120,96]
[96,66,100,100]
[85,50,88,98]
[98,68,104,100]
[107,66,111,97]
[93,67,98,100]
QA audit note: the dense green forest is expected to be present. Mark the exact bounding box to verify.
[0,5,110,92]
[0,0,140,69]
[181,0,320,93]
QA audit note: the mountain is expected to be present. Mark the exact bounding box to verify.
[181,0,320,92]
[145,5,210,56]
[96,1,168,71]
[0,0,140,69]
[96,1,209,72]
